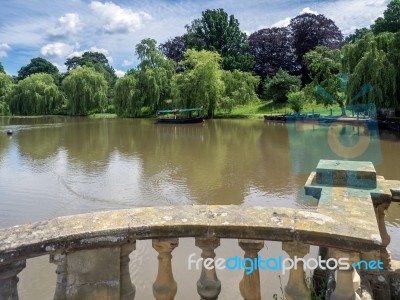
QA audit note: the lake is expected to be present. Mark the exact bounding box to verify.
[0,116,399,299]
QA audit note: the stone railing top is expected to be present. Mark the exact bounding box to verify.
[316,159,377,188]
[0,205,381,265]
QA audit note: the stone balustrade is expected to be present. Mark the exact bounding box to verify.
[0,160,399,300]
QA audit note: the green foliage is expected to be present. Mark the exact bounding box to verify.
[221,70,259,106]
[372,0,400,34]
[342,32,400,109]
[0,62,5,74]
[132,39,176,112]
[17,57,59,81]
[114,75,142,117]
[304,46,345,113]
[184,8,253,71]
[65,51,117,99]
[7,73,64,115]
[0,73,12,115]
[345,28,371,44]
[62,67,108,116]
[264,69,301,103]
[172,50,224,117]
[287,90,306,113]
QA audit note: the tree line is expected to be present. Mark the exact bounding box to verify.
[0,0,399,117]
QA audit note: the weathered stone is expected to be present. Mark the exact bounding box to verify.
[65,247,121,300]
[152,238,178,300]
[0,260,25,300]
[195,237,221,300]
[238,239,264,300]
[315,160,376,188]
[282,241,310,300]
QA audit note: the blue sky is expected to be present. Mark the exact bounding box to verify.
[0,0,390,76]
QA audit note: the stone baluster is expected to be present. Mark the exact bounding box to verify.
[375,203,391,269]
[120,241,136,300]
[329,249,360,300]
[195,237,221,300]
[238,239,264,300]
[282,241,311,300]
[0,260,26,300]
[50,253,67,300]
[152,238,179,300]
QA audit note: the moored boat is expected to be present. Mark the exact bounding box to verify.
[156,108,205,124]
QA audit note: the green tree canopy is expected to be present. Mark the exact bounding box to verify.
[65,51,117,98]
[184,9,254,71]
[345,28,371,44]
[17,57,59,81]
[132,39,176,112]
[372,0,400,34]
[264,69,301,103]
[172,49,224,116]
[114,75,141,117]
[220,70,259,111]
[342,32,400,110]
[0,73,13,115]
[0,62,5,74]
[8,73,64,115]
[62,67,108,116]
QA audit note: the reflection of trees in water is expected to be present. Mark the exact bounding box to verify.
[18,126,61,161]
[137,120,266,205]
[0,135,11,165]
[61,119,116,173]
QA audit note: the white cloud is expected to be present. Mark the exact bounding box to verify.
[0,43,11,58]
[90,1,152,34]
[48,13,83,37]
[68,46,113,63]
[122,59,134,67]
[40,42,78,58]
[270,7,318,28]
[271,17,291,28]
[115,69,126,77]
[52,62,68,73]
[300,7,318,15]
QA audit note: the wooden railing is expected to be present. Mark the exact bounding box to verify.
[0,160,399,300]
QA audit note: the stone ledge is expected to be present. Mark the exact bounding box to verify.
[0,205,381,265]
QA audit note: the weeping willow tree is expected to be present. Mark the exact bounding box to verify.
[0,73,13,115]
[171,49,224,117]
[62,67,107,116]
[219,70,259,112]
[114,75,142,117]
[303,46,346,114]
[342,32,400,109]
[132,39,176,112]
[7,73,64,115]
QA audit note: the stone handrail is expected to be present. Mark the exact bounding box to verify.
[0,205,381,264]
[1,159,399,300]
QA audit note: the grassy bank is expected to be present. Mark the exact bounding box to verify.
[215,100,339,119]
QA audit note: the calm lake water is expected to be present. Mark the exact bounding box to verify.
[0,116,399,299]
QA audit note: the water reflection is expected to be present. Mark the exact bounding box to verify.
[0,117,399,254]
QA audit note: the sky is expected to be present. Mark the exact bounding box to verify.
[0,0,390,77]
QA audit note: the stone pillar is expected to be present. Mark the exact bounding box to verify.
[50,253,67,300]
[195,237,221,300]
[329,249,360,300]
[0,260,26,300]
[65,247,121,300]
[238,239,264,300]
[375,203,391,269]
[120,241,136,300]
[152,238,179,300]
[282,241,311,300]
